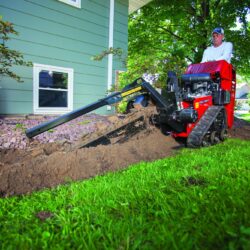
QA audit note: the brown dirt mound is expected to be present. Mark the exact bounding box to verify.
[228,117,250,140]
[0,114,249,197]
[0,126,181,197]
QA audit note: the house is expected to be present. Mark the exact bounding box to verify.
[235,83,249,99]
[0,0,152,115]
[235,83,250,112]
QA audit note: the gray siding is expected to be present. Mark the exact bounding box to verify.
[0,0,128,114]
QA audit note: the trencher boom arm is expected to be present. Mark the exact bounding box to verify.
[25,78,167,138]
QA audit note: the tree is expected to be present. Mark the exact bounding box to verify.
[125,0,250,86]
[0,16,32,82]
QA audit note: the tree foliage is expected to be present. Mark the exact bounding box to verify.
[0,16,32,82]
[124,0,250,87]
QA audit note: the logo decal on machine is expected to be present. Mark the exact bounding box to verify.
[194,99,209,109]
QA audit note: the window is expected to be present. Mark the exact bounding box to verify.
[58,0,81,8]
[33,64,73,114]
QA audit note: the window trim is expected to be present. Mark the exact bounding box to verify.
[58,0,81,8]
[33,63,74,114]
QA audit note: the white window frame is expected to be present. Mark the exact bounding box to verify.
[33,63,74,115]
[58,0,81,8]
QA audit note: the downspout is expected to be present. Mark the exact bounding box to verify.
[107,0,114,93]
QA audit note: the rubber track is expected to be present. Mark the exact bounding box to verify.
[187,106,224,148]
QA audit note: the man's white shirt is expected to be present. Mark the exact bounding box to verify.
[201,42,233,63]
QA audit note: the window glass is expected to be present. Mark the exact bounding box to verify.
[39,71,68,89]
[33,63,73,114]
[39,90,68,107]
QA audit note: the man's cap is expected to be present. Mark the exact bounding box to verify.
[212,27,224,35]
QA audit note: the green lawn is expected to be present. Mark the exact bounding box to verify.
[0,139,249,250]
[240,113,250,122]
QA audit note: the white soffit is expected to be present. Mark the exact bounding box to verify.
[129,0,152,13]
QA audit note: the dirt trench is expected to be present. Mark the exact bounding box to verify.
[0,114,249,197]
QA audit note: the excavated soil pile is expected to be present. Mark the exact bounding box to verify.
[0,109,181,197]
[229,117,250,140]
[0,113,249,197]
